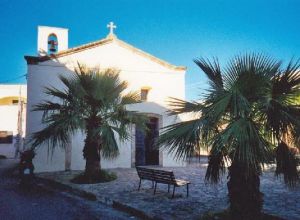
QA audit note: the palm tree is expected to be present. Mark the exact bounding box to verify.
[31,65,145,180]
[158,54,300,219]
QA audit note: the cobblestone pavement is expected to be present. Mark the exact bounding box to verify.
[0,159,138,220]
[38,162,300,220]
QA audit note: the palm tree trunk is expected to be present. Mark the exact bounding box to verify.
[85,155,100,177]
[227,161,263,220]
[83,118,101,180]
[83,137,101,178]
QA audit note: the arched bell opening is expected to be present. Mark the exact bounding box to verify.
[47,33,58,54]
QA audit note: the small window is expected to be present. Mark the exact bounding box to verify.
[0,131,13,144]
[141,89,149,101]
[12,100,19,105]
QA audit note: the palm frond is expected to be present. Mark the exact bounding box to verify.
[194,57,223,90]
[121,91,141,105]
[205,92,231,124]
[43,86,70,100]
[220,117,272,170]
[100,124,120,159]
[167,98,203,115]
[33,101,62,112]
[223,53,280,91]
[275,141,299,187]
[30,111,79,153]
[257,60,300,140]
[205,144,229,184]
[158,119,206,160]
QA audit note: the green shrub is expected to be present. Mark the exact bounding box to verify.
[71,170,117,184]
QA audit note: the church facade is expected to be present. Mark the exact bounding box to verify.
[25,24,186,172]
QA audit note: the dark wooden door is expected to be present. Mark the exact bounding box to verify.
[135,117,159,166]
[135,128,146,166]
[145,117,159,165]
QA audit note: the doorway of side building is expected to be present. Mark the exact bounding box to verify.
[135,117,159,166]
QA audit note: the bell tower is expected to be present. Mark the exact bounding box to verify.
[37,26,68,56]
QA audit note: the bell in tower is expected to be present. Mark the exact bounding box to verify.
[37,26,68,56]
[47,34,58,54]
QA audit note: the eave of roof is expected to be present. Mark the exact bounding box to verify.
[24,36,187,71]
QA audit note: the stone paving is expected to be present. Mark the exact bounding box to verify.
[37,162,300,220]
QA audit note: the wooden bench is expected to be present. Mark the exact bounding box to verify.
[136,166,190,198]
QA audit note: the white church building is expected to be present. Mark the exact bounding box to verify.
[25,23,187,172]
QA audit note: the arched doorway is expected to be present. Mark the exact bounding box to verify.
[135,117,159,166]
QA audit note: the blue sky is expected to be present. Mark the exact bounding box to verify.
[0,0,299,100]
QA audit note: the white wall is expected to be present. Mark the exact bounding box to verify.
[0,85,26,158]
[0,106,18,157]
[0,85,27,98]
[26,38,186,172]
[0,105,26,158]
[39,40,185,106]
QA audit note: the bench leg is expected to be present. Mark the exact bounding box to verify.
[138,179,141,191]
[168,184,170,193]
[154,182,157,195]
[172,185,176,198]
[187,184,189,197]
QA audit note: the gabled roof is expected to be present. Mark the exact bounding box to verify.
[24,35,186,71]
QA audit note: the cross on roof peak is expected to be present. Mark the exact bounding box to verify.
[107,21,117,36]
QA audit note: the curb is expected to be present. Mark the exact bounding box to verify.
[35,176,97,201]
[35,176,156,220]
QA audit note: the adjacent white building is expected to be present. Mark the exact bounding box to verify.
[25,24,187,172]
[0,84,26,158]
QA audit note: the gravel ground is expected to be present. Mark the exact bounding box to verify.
[38,161,300,220]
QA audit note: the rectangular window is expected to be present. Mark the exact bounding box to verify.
[141,89,149,101]
[0,131,13,144]
[12,100,19,105]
